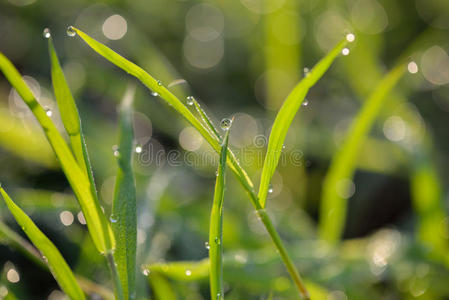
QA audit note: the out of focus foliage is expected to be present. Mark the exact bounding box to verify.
[0,0,449,299]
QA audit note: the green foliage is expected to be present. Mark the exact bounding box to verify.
[319,62,406,243]
[111,84,138,300]
[0,187,85,300]
[258,38,349,208]
[209,127,230,300]
[0,51,114,254]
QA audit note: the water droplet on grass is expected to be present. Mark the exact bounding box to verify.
[205,242,210,249]
[186,96,195,106]
[268,184,274,194]
[43,28,51,39]
[67,26,76,37]
[151,91,159,97]
[220,118,232,130]
[346,33,355,42]
[303,67,310,77]
[302,99,309,106]
[214,237,221,245]
[157,80,162,86]
[142,269,150,276]
[407,61,419,74]
[112,145,120,157]
[342,48,350,56]
[185,270,192,276]
[135,144,142,153]
[44,107,53,117]
[110,214,118,223]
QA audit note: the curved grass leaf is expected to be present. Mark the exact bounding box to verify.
[70,27,257,207]
[148,272,177,300]
[258,38,349,209]
[47,34,100,213]
[0,52,114,254]
[209,127,230,300]
[145,259,210,282]
[190,97,221,140]
[111,84,137,300]
[319,63,406,243]
[0,187,85,300]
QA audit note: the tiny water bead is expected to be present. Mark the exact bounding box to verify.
[151,91,159,97]
[112,145,120,157]
[44,107,52,117]
[205,241,210,250]
[407,61,419,74]
[142,269,150,276]
[185,270,192,276]
[303,67,310,77]
[135,144,143,153]
[220,118,232,131]
[342,48,350,56]
[110,214,118,223]
[186,96,195,106]
[346,33,355,42]
[43,28,51,39]
[302,99,309,106]
[214,237,221,245]
[268,184,274,194]
[157,80,162,86]
[67,26,76,37]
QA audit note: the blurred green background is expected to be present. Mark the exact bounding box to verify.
[1,0,449,299]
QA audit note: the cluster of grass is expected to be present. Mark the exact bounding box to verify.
[0,11,445,300]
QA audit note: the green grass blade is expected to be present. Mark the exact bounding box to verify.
[70,27,257,207]
[258,38,349,208]
[209,127,230,300]
[0,52,114,254]
[111,84,137,300]
[0,187,85,300]
[319,63,406,243]
[190,96,221,140]
[144,259,210,281]
[47,33,100,207]
[148,272,177,300]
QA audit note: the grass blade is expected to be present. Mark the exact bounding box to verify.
[258,38,349,208]
[71,27,308,296]
[0,52,114,254]
[47,33,100,211]
[209,125,230,300]
[69,27,257,206]
[148,272,177,300]
[190,96,221,140]
[319,63,407,243]
[0,187,85,300]
[111,84,137,300]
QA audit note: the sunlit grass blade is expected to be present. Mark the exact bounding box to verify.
[257,38,349,209]
[190,96,221,140]
[144,259,210,281]
[0,52,114,254]
[319,63,407,243]
[0,187,85,300]
[71,27,308,295]
[209,126,230,300]
[111,84,137,300]
[47,33,100,209]
[70,27,257,206]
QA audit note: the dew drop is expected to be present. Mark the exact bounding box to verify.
[407,61,419,74]
[346,33,355,43]
[142,269,150,276]
[135,144,142,153]
[268,184,274,194]
[157,80,162,86]
[67,26,76,37]
[43,28,51,39]
[302,99,309,106]
[342,48,350,56]
[151,91,159,97]
[110,214,118,223]
[112,145,120,157]
[214,237,221,245]
[303,67,310,77]
[44,107,53,117]
[205,242,210,250]
[215,170,219,177]
[186,96,195,106]
[185,270,192,276]
[220,118,232,131]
